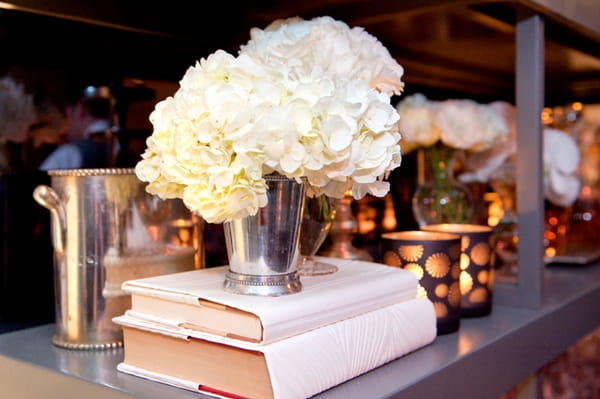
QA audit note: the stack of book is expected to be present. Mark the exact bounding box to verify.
[114,257,437,399]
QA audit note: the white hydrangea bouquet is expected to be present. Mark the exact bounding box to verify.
[459,106,581,208]
[395,93,510,225]
[135,16,405,224]
[396,93,510,155]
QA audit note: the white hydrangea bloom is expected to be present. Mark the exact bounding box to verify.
[544,128,580,207]
[435,99,509,151]
[136,27,403,223]
[241,16,405,96]
[136,51,279,223]
[458,118,581,207]
[395,93,440,154]
[396,94,509,156]
[458,101,517,183]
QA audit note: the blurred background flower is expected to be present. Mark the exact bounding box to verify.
[396,93,509,154]
[395,93,509,226]
[458,102,581,208]
[0,76,35,170]
[0,76,35,144]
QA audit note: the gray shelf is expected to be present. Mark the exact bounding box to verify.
[1,262,598,399]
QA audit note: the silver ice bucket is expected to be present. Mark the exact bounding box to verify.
[33,168,199,349]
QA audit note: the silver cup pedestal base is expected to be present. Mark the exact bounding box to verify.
[223,269,302,297]
[51,335,123,350]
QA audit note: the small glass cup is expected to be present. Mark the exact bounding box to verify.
[297,194,338,276]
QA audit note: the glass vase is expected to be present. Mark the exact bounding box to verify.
[297,194,338,276]
[412,143,473,227]
[490,179,518,277]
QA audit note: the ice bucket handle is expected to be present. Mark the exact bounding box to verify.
[33,185,66,254]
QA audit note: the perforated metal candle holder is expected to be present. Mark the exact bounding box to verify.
[381,231,462,335]
[421,224,495,317]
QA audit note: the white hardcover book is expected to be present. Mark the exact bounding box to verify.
[120,257,418,344]
[115,297,437,399]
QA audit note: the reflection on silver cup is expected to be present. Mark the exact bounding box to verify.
[167,219,195,247]
[166,215,205,269]
[102,245,196,338]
